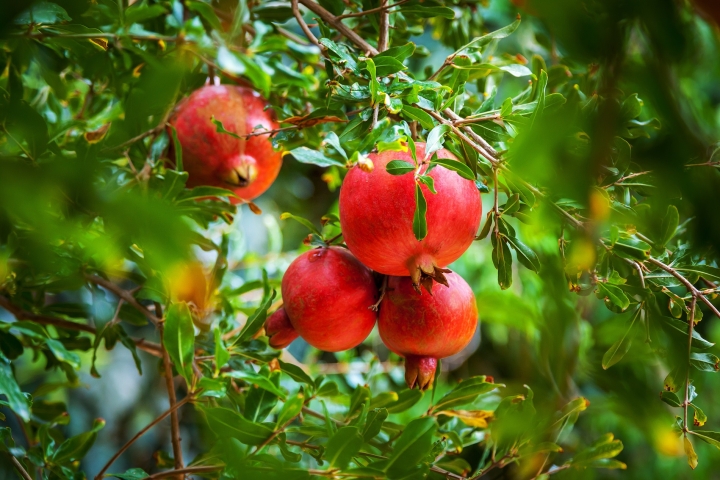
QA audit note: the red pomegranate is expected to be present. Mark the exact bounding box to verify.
[265,308,299,349]
[339,143,481,290]
[169,85,282,201]
[378,271,478,390]
[280,246,378,352]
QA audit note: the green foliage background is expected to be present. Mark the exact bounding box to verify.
[1,0,720,479]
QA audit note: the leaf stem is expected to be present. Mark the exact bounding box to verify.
[85,274,161,325]
[146,465,223,479]
[9,456,32,480]
[683,295,697,433]
[157,303,185,479]
[336,0,411,20]
[94,395,193,480]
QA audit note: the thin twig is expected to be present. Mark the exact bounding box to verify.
[16,31,178,42]
[298,0,379,55]
[647,258,720,319]
[377,0,390,52]
[85,274,161,325]
[683,295,697,433]
[336,0,411,20]
[369,275,388,311]
[603,170,651,189]
[94,395,193,480]
[292,0,322,48]
[0,295,162,356]
[9,456,32,480]
[157,303,185,479]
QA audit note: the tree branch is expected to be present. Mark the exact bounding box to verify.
[0,295,162,356]
[292,0,322,48]
[336,0,411,20]
[9,456,32,480]
[298,0,379,55]
[85,274,161,325]
[94,395,193,480]
[157,303,185,479]
[378,0,390,52]
[646,258,720,319]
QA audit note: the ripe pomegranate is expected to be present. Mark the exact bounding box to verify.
[378,271,478,390]
[169,85,282,201]
[265,308,299,349]
[279,246,377,352]
[339,143,481,291]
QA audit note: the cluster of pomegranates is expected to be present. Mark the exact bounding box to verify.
[170,85,482,390]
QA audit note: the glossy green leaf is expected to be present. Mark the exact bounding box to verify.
[202,406,274,445]
[412,183,428,241]
[386,160,415,175]
[325,426,364,469]
[602,307,641,369]
[163,303,195,385]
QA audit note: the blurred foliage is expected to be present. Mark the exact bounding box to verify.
[1,0,720,479]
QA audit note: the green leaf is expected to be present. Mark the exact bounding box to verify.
[504,234,540,273]
[371,56,408,77]
[197,377,227,398]
[15,2,71,24]
[214,328,230,376]
[675,265,720,282]
[363,408,388,441]
[202,406,274,445]
[325,426,364,469]
[402,105,435,130]
[106,468,149,480]
[364,58,380,104]
[425,125,451,159]
[289,146,345,167]
[280,212,322,235]
[530,70,548,127]
[211,116,242,140]
[602,307,641,369]
[384,418,437,476]
[597,283,630,311]
[612,237,651,260]
[433,377,502,411]
[659,205,679,247]
[278,360,314,385]
[277,392,304,427]
[186,0,223,31]
[225,369,286,400]
[660,391,682,407]
[620,93,643,121]
[417,175,437,194]
[400,6,455,18]
[376,43,415,62]
[571,439,624,466]
[163,303,195,385]
[125,4,167,24]
[691,403,707,427]
[386,389,423,413]
[658,315,714,350]
[492,235,513,290]
[169,124,183,172]
[430,157,475,180]
[324,132,348,160]
[412,183,428,241]
[386,160,416,175]
[52,418,104,463]
[690,352,720,372]
[692,430,720,450]
[454,17,521,54]
[0,359,30,421]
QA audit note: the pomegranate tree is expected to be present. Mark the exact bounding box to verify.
[339,143,481,291]
[378,271,478,390]
[277,246,377,352]
[169,84,282,201]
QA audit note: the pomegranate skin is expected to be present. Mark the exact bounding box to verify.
[282,246,378,352]
[265,308,299,349]
[378,271,478,389]
[169,85,282,201]
[339,144,481,285]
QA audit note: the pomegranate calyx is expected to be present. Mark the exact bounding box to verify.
[405,355,438,390]
[410,262,453,295]
[265,308,299,349]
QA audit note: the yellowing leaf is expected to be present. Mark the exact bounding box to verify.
[436,410,494,428]
[684,436,698,469]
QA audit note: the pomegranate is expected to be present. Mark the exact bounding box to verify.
[169,85,282,201]
[339,143,481,291]
[378,271,478,390]
[265,308,299,349]
[280,246,377,352]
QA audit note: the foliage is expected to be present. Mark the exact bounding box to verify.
[1,0,720,479]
